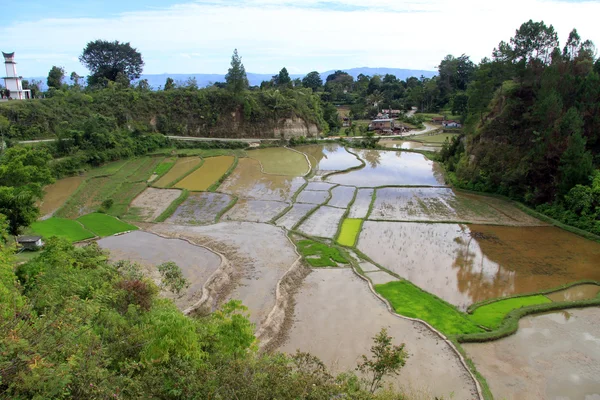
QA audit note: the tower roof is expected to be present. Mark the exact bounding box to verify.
[3,52,15,62]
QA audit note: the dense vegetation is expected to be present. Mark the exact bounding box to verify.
[0,237,407,399]
[439,21,600,235]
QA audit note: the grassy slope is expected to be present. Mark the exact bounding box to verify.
[375,281,483,335]
[30,218,95,242]
[469,295,552,329]
[77,213,138,237]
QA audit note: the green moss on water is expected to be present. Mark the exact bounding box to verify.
[469,295,552,329]
[296,239,349,267]
[337,219,362,247]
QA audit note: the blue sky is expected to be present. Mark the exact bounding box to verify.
[2,0,599,77]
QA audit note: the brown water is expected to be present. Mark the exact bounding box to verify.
[298,206,346,238]
[39,176,85,216]
[222,199,289,223]
[296,144,362,175]
[174,156,234,191]
[275,203,318,230]
[327,186,356,208]
[98,231,221,310]
[167,192,232,225]
[247,147,309,176]
[371,187,544,226]
[357,222,600,309]
[463,308,600,400]
[219,158,305,202]
[326,150,444,187]
[547,284,600,302]
[278,269,478,399]
[154,157,202,188]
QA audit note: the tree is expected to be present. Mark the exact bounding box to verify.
[69,71,82,87]
[47,66,65,89]
[79,40,144,86]
[558,108,593,196]
[276,67,292,87]
[157,261,189,296]
[22,80,42,98]
[164,77,175,91]
[302,71,323,92]
[225,49,248,94]
[356,328,408,393]
[0,147,53,193]
[0,186,39,235]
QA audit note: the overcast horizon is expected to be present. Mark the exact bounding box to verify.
[2,0,600,77]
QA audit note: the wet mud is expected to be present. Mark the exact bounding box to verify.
[296,189,330,205]
[547,284,600,302]
[298,206,346,238]
[222,199,289,223]
[129,187,182,222]
[275,203,318,230]
[167,192,232,225]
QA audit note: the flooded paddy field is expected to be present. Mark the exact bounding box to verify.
[295,144,362,175]
[296,189,330,205]
[167,192,232,225]
[222,199,289,223]
[39,176,85,217]
[463,308,600,400]
[371,187,543,225]
[327,185,355,208]
[98,231,222,310]
[348,188,374,218]
[128,187,182,222]
[275,203,318,230]
[219,158,304,202]
[547,284,600,302]
[358,222,600,310]
[153,157,202,188]
[174,156,234,191]
[297,206,346,238]
[278,269,477,399]
[326,150,444,187]
[150,222,299,329]
[247,147,309,176]
[380,140,441,152]
[304,181,335,191]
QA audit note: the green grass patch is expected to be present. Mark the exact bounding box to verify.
[375,281,483,336]
[30,218,95,242]
[128,157,164,182]
[84,159,129,178]
[154,159,175,177]
[77,213,138,237]
[469,295,552,329]
[337,218,362,247]
[107,182,148,218]
[296,239,349,268]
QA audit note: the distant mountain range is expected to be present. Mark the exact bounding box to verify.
[25,67,437,90]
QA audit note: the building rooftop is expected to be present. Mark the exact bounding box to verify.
[17,235,43,243]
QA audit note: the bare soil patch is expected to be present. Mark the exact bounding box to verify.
[39,176,85,217]
[129,187,182,222]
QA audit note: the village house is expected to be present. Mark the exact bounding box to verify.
[17,235,44,250]
[443,120,462,128]
[382,109,402,118]
[368,118,394,132]
[431,116,445,124]
[342,117,351,127]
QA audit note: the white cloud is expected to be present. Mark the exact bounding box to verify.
[2,0,599,77]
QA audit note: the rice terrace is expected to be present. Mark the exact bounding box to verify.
[28,140,600,399]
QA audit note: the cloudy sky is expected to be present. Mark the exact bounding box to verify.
[2,0,599,77]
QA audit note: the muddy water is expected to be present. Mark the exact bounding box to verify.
[381,140,441,152]
[326,150,444,187]
[547,284,600,302]
[167,192,232,225]
[247,147,309,176]
[129,187,182,222]
[296,189,330,205]
[371,187,544,226]
[39,176,85,217]
[150,222,298,329]
[278,269,477,398]
[98,231,221,310]
[154,157,202,188]
[327,186,355,208]
[348,188,374,218]
[220,158,305,202]
[298,206,346,238]
[295,144,362,175]
[358,222,600,310]
[222,199,289,223]
[275,203,318,230]
[174,156,234,191]
[463,308,600,400]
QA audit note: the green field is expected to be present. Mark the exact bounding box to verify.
[376,281,483,335]
[412,133,459,144]
[296,239,349,267]
[153,158,176,177]
[30,218,95,242]
[469,295,552,329]
[84,159,129,178]
[337,219,362,247]
[77,213,138,237]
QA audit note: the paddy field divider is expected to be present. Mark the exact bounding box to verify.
[154,189,190,222]
[215,194,238,223]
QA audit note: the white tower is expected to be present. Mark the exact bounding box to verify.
[2,52,31,100]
